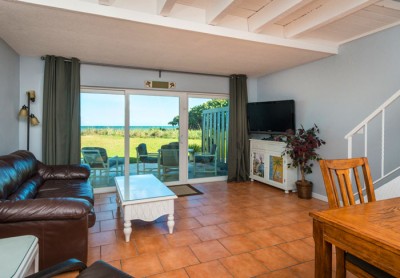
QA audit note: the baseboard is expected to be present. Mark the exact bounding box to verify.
[91,180,328,202]
[312,192,328,202]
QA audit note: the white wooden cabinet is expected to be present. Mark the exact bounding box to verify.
[249,139,297,193]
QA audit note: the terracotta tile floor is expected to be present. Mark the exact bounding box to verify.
[88,180,344,277]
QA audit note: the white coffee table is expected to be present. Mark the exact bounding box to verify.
[0,235,39,277]
[115,174,177,242]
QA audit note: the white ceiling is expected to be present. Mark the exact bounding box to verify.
[1,0,400,77]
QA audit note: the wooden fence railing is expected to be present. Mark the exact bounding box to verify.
[202,107,229,163]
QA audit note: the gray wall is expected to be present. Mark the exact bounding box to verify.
[81,64,230,94]
[256,25,400,198]
[81,64,258,95]
[19,57,44,159]
[0,39,20,155]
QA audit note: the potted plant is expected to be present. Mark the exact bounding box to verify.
[283,124,326,199]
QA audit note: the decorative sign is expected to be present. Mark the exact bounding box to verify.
[252,152,264,178]
[145,81,176,89]
[269,155,283,183]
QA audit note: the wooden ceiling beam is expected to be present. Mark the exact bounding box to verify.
[248,0,305,33]
[376,0,400,10]
[158,0,178,16]
[284,0,379,38]
[206,0,235,25]
[98,0,116,6]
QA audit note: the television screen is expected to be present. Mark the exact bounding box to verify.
[247,100,295,134]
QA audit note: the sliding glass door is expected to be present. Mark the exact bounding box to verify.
[80,90,125,189]
[129,94,180,182]
[81,88,228,189]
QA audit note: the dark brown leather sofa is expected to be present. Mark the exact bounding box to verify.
[0,150,96,270]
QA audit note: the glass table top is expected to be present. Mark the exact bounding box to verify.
[115,174,176,202]
[0,235,37,277]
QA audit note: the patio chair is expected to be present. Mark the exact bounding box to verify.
[136,143,158,174]
[194,144,218,175]
[81,147,124,183]
[158,143,179,179]
[319,157,392,278]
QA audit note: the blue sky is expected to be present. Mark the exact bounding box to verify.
[81,93,209,126]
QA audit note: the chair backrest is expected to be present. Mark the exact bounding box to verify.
[136,143,148,163]
[82,147,108,161]
[136,143,148,156]
[81,147,108,169]
[319,157,376,209]
[159,145,179,166]
[168,142,179,149]
[202,143,217,154]
[210,144,217,155]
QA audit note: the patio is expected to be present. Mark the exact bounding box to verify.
[89,161,228,188]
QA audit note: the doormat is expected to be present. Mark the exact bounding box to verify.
[168,184,203,197]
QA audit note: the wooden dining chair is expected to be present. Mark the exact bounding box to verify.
[319,157,393,278]
[319,157,376,209]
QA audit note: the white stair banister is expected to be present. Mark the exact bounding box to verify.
[345,89,400,183]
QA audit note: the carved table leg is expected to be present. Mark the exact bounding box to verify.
[167,214,175,234]
[124,220,132,242]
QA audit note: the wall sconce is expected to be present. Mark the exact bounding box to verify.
[18,90,40,151]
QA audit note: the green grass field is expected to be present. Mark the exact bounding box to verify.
[81,135,201,161]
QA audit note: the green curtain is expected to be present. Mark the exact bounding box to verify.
[42,56,81,165]
[227,74,250,181]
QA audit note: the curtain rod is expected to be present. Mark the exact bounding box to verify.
[40,56,229,78]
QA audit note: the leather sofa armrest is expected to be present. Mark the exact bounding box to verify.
[38,162,90,180]
[0,198,92,223]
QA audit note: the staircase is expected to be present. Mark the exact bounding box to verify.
[345,89,400,199]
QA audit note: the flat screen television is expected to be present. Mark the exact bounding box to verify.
[247,100,295,134]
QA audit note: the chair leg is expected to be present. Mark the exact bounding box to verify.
[117,162,122,176]
[105,169,110,184]
[90,169,96,186]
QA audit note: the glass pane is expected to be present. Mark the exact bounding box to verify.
[129,95,179,182]
[80,92,125,188]
[188,97,229,179]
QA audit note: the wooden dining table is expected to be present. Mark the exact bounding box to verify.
[310,197,400,277]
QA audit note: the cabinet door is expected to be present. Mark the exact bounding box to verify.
[250,149,266,179]
[266,152,285,186]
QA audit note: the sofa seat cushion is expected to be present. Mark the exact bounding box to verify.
[37,180,94,205]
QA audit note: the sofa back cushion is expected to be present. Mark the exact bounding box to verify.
[0,150,38,200]
[0,161,18,200]
[7,175,43,201]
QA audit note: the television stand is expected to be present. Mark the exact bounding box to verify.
[249,139,297,193]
